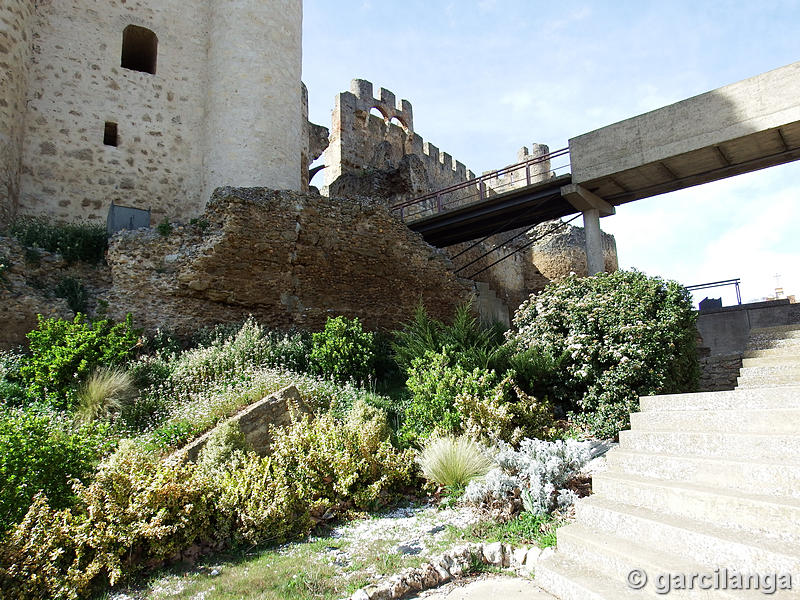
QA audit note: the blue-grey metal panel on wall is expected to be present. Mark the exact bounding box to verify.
[107,202,151,235]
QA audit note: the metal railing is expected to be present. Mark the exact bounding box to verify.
[686,278,742,305]
[390,146,571,222]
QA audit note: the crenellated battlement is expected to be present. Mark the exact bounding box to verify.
[322,79,475,197]
[348,78,414,132]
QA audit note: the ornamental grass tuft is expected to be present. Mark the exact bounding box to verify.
[416,434,494,491]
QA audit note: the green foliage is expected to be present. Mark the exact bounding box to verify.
[54,276,89,314]
[156,218,173,237]
[76,367,136,423]
[147,419,198,450]
[0,442,218,599]
[19,314,141,410]
[402,349,554,444]
[189,217,209,231]
[267,411,417,517]
[310,316,376,384]
[0,411,418,599]
[8,217,107,264]
[467,512,561,549]
[392,303,505,374]
[0,351,30,407]
[510,270,699,438]
[197,421,252,476]
[0,406,111,533]
[416,435,493,491]
[402,350,464,438]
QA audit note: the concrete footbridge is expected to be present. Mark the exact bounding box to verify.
[392,60,800,274]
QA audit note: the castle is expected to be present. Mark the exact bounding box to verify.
[0,0,305,227]
[0,1,616,338]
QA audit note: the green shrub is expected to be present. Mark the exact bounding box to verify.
[416,435,493,492]
[0,406,111,533]
[0,351,29,407]
[392,303,505,374]
[0,413,418,599]
[197,421,252,476]
[0,441,218,598]
[510,270,699,438]
[403,350,553,444]
[19,314,141,410]
[403,350,470,439]
[76,367,136,423]
[168,318,312,393]
[8,217,107,264]
[155,218,172,237]
[310,316,376,384]
[54,276,89,314]
[268,411,417,515]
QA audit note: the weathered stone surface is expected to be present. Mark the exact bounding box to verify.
[528,220,618,281]
[180,385,308,462]
[481,541,504,566]
[698,353,743,391]
[104,187,474,334]
[0,236,112,349]
[5,1,304,227]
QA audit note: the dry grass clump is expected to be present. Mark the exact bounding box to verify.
[417,435,494,490]
[77,367,136,423]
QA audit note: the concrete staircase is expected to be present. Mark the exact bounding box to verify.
[536,324,800,598]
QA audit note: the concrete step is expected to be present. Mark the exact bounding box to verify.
[744,346,800,359]
[592,471,800,545]
[606,449,800,499]
[748,324,800,340]
[742,355,800,368]
[746,336,800,352]
[536,554,649,600]
[618,429,800,461]
[575,496,800,573]
[554,524,773,599]
[738,364,800,378]
[629,407,800,434]
[639,386,800,411]
[737,374,800,389]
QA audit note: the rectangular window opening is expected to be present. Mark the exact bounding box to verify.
[104,122,119,147]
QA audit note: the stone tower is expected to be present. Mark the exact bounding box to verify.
[2,0,304,227]
[0,0,34,225]
[204,0,303,200]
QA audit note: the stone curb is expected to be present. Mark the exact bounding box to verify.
[346,542,555,600]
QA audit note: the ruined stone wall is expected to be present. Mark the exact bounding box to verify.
[0,0,34,228]
[104,187,475,334]
[0,236,112,349]
[13,0,303,226]
[528,220,618,280]
[321,79,476,205]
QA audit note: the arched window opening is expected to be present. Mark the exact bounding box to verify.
[121,25,158,75]
[389,116,410,133]
[368,107,388,123]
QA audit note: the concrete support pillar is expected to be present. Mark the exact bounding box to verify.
[583,208,604,276]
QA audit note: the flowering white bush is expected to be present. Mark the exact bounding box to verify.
[463,438,591,515]
[509,270,698,438]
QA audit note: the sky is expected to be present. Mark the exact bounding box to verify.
[301,0,800,306]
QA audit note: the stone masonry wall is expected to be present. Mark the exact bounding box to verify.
[104,187,475,334]
[698,354,743,392]
[0,0,34,227]
[321,79,476,205]
[0,235,112,349]
[13,0,303,226]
